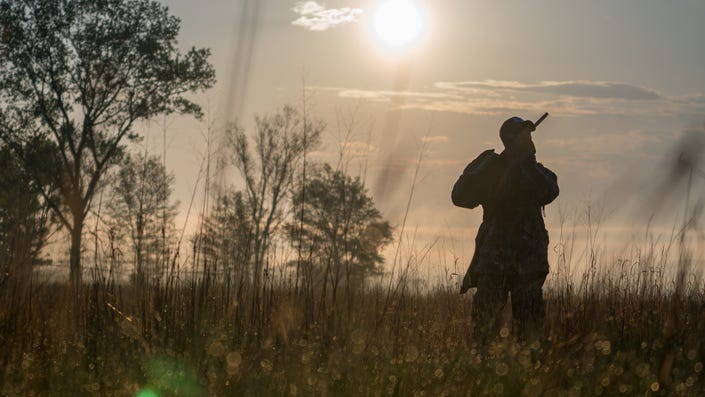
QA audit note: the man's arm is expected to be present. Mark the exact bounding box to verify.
[451,149,497,209]
[519,157,559,205]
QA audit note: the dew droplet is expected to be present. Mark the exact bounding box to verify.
[404,346,419,362]
[495,362,509,377]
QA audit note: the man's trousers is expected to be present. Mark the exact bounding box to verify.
[471,272,547,344]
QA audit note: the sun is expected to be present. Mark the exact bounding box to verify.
[371,0,426,49]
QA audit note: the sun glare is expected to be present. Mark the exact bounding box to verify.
[372,0,426,49]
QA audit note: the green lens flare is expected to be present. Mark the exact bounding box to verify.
[135,389,159,397]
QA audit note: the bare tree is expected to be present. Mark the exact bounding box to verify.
[106,151,178,283]
[194,189,252,289]
[227,106,323,311]
[0,0,215,286]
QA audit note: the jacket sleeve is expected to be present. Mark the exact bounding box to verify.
[518,157,559,206]
[451,150,496,209]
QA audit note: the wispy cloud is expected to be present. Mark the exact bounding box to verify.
[421,135,449,144]
[309,141,378,161]
[340,141,379,156]
[673,94,705,106]
[317,80,705,117]
[291,1,363,31]
[336,89,455,102]
[436,80,663,100]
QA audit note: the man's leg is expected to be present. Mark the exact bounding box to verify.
[510,273,547,343]
[471,274,509,345]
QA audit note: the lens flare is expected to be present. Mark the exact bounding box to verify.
[135,389,159,397]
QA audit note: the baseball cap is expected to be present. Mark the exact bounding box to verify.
[500,116,535,147]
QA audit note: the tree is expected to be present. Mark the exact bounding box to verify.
[286,164,393,300]
[105,152,178,282]
[0,143,54,282]
[194,189,252,282]
[0,0,215,285]
[227,106,323,308]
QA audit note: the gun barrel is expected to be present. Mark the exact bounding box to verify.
[535,112,549,128]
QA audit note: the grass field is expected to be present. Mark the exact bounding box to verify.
[1,235,704,397]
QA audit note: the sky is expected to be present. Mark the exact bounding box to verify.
[132,0,705,282]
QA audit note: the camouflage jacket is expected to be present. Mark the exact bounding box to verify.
[452,149,559,289]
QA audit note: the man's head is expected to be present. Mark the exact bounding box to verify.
[500,116,535,148]
[500,116,537,159]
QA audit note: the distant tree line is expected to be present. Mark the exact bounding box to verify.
[193,106,393,318]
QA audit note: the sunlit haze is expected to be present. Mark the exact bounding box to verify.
[139,0,705,279]
[32,0,705,279]
[371,0,426,49]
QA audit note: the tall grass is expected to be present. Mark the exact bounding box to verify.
[3,114,704,395]
[1,218,704,397]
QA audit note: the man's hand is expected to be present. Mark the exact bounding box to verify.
[508,125,536,163]
[523,120,537,132]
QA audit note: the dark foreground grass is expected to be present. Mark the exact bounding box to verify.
[1,264,704,397]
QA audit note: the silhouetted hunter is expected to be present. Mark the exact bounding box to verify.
[451,115,559,343]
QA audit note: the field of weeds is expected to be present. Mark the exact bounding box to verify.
[2,252,704,397]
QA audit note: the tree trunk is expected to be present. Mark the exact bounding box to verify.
[250,238,263,319]
[135,236,144,285]
[69,214,84,287]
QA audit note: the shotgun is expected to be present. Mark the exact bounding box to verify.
[534,112,549,128]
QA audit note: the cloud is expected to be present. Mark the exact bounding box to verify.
[317,80,705,117]
[293,1,325,15]
[340,141,379,156]
[689,95,705,104]
[292,2,363,31]
[333,88,455,102]
[421,135,449,144]
[673,94,705,105]
[543,129,675,161]
[436,80,664,100]
[309,141,379,161]
[397,98,582,116]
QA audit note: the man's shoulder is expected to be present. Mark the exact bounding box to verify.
[475,149,499,160]
[471,149,500,166]
[464,149,500,175]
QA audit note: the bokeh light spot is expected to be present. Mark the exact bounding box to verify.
[135,388,159,397]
